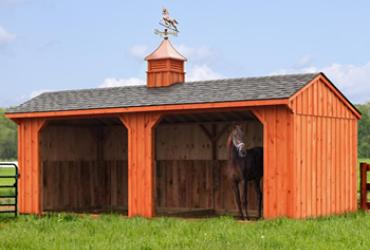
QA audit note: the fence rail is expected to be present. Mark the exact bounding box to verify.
[0,163,18,216]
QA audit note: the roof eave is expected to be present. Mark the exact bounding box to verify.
[4,98,290,120]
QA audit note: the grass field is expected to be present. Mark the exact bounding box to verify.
[0,212,370,249]
[0,161,370,249]
[359,158,370,165]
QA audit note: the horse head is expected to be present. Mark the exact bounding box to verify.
[231,124,247,158]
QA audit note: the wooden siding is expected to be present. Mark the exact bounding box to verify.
[156,160,259,215]
[293,115,357,217]
[147,59,185,87]
[252,106,295,218]
[43,160,128,211]
[18,118,45,214]
[291,76,358,119]
[156,122,262,160]
[120,112,162,217]
[291,76,358,218]
[41,125,128,162]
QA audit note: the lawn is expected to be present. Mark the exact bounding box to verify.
[0,212,370,250]
[359,158,370,164]
[0,162,370,249]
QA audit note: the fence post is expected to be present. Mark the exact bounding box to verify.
[360,163,369,210]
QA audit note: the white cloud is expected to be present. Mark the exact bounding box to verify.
[98,64,223,87]
[187,64,223,81]
[0,26,15,46]
[273,61,370,104]
[99,77,145,88]
[128,45,148,59]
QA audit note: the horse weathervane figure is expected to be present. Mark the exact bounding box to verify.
[154,8,179,39]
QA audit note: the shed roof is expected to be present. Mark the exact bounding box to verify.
[7,73,320,114]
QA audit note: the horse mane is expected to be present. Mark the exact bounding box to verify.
[226,133,234,160]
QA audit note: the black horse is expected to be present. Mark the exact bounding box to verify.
[226,124,263,220]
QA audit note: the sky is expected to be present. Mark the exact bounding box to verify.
[0,0,370,108]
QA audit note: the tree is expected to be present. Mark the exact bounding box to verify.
[356,102,370,158]
[0,108,17,160]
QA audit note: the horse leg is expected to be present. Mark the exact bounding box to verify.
[232,181,244,220]
[255,179,262,219]
[243,180,250,220]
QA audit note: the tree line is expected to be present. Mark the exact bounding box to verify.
[0,108,17,160]
[1,103,370,160]
[357,102,370,158]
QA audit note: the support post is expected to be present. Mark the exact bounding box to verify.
[198,124,229,209]
[120,112,161,217]
[360,163,370,210]
[18,118,46,214]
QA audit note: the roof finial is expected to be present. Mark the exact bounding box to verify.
[154,8,179,39]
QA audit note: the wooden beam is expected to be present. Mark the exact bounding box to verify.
[215,124,230,142]
[199,124,213,141]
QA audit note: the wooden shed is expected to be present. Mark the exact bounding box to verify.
[6,38,361,219]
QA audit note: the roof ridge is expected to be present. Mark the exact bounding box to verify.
[183,72,320,84]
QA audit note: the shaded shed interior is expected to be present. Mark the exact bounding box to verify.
[39,110,263,217]
[155,110,263,217]
[40,117,128,213]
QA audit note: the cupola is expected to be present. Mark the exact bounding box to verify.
[145,38,187,87]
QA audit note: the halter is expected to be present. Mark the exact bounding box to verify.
[233,136,245,151]
[236,142,245,152]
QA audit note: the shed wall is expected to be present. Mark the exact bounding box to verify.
[291,77,358,218]
[252,106,295,218]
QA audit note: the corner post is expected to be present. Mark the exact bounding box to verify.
[18,118,46,214]
[120,112,161,218]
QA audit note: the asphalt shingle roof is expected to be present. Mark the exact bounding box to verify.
[6,73,320,114]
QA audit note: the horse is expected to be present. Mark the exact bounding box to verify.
[226,124,263,220]
[162,8,179,31]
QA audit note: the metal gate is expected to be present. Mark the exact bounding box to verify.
[0,163,18,216]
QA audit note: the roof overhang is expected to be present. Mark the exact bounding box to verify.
[5,98,290,121]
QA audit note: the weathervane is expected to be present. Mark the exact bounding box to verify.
[154,8,179,38]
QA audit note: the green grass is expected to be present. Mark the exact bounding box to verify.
[0,162,369,249]
[0,212,370,249]
[359,158,370,164]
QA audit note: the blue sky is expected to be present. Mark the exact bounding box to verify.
[1,0,370,107]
